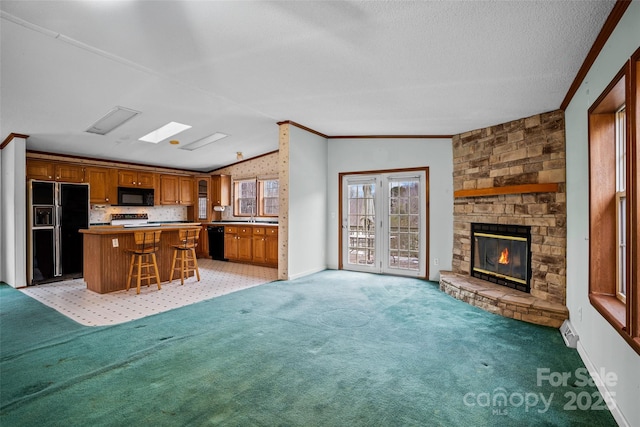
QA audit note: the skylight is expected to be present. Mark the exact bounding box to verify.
[86,106,140,135]
[139,121,191,144]
[179,132,229,151]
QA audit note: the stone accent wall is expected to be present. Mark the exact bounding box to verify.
[452,110,567,305]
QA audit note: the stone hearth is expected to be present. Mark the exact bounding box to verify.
[440,271,568,327]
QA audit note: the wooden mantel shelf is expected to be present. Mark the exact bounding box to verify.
[454,183,559,198]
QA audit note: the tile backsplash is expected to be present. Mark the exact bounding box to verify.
[90,205,187,224]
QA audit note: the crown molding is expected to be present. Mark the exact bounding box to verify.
[560,0,632,110]
[1,133,29,150]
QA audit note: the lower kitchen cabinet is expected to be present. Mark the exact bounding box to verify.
[224,224,277,267]
[196,226,209,258]
[224,226,239,260]
[253,226,278,266]
[237,227,253,262]
[265,227,278,266]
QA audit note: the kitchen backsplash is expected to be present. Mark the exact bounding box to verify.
[90,205,187,224]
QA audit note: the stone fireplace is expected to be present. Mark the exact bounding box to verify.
[440,110,569,327]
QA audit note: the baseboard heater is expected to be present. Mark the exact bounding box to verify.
[560,320,579,348]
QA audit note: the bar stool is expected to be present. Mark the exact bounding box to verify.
[170,228,200,285]
[126,230,162,295]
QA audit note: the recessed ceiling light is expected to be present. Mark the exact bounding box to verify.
[179,132,229,151]
[139,121,191,144]
[86,106,140,135]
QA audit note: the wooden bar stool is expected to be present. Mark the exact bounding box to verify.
[126,230,162,294]
[170,228,200,285]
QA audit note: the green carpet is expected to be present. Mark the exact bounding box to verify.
[0,271,616,426]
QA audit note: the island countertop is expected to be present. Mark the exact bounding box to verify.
[80,223,202,293]
[82,222,202,235]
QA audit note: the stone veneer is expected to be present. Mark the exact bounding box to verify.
[443,110,568,326]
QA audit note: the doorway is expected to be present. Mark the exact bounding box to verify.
[339,168,429,278]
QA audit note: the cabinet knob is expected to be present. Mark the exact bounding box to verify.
[138,182,141,185]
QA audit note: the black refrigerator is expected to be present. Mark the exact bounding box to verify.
[28,180,89,285]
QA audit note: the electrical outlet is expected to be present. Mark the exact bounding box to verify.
[112,238,119,248]
[434,258,439,266]
[578,306,582,321]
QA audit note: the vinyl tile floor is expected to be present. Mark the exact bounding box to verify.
[19,259,278,326]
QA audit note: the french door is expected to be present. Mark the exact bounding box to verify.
[341,169,427,278]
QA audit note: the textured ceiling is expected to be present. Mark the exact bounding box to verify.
[0,1,615,171]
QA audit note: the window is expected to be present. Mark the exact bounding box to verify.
[233,178,279,217]
[259,179,279,217]
[588,49,640,355]
[615,106,626,303]
[234,179,256,217]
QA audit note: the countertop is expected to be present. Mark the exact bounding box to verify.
[206,222,278,227]
[81,223,202,234]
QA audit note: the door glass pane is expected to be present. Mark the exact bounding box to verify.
[347,182,376,266]
[388,178,420,271]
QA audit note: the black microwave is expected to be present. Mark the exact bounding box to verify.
[117,187,154,206]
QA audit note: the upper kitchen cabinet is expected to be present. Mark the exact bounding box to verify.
[26,159,85,183]
[196,176,211,221]
[211,174,231,206]
[86,166,117,204]
[118,170,156,188]
[160,174,194,205]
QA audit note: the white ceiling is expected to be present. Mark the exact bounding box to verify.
[0,0,615,172]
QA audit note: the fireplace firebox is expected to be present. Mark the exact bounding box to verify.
[470,223,532,293]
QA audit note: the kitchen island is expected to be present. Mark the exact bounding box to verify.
[80,223,201,294]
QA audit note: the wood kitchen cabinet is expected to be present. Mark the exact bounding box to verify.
[253,228,267,263]
[26,159,54,181]
[27,159,85,183]
[253,226,278,267]
[179,176,194,205]
[86,166,117,204]
[224,226,239,260]
[196,225,209,258]
[211,174,231,206]
[265,227,279,266]
[223,225,252,262]
[118,170,156,188]
[224,224,277,267]
[195,176,211,222]
[56,163,85,183]
[160,175,194,205]
[237,226,253,262]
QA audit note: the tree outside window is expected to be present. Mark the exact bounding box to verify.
[235,179,257,216]
[234,178,279,217]
[259,179,279,217]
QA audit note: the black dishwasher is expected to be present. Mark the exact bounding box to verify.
[208,226,227,260]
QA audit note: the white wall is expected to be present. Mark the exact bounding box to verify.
[0,136,27,287]
[326,138,453,281]
[0,147,3,283]
[564,3,640,426]
[287,126,328,279]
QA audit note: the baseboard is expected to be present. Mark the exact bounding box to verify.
[576,340,628,427]
[287,266,327,281]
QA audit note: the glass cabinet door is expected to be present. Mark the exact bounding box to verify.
[197,178,209,221]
